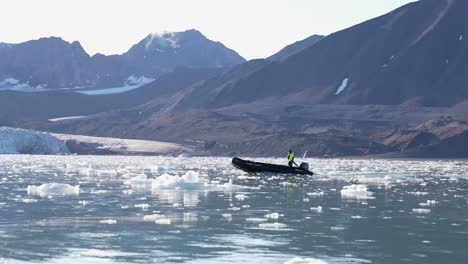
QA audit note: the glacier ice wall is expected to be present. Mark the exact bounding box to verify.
[0,127,69,154]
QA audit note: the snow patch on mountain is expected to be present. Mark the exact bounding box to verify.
[0,127,69,154]
[335,78,349,95]
[0,78,47,92]
[77,75,154,95]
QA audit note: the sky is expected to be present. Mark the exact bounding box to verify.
[0,0,416,59]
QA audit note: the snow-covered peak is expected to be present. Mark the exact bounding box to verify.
[0,127,69,154]
[145,31,180,50]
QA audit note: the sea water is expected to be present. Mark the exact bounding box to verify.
[0,155,467,264]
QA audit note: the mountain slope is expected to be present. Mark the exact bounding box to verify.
[268,35,323,61]
[164,0,468,110]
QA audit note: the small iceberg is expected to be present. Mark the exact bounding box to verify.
[341,184,374,200]
[27,183,79,197]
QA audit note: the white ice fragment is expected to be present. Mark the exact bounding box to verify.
[419,200,437,207]
[78,201,89,206]
[408,191,428,196]
[246,218,268,223]
[460,35,463,41]
[151,171,208,190]
[258,222,287,229]
[265,212,280,219]
[100,219,117,224]
[27,183,79,197]
[155,218,171,225]
[307,191,324,197]
[412,208,431,214]
[284,257,328,264]
[310,206,323,213]
[135,204,150,210]
[222,213,232,221]
[235,194,249,201]
[341,184,374,200]
[143,214,164,222]
[330,226,346,231]
[335,78,349,95]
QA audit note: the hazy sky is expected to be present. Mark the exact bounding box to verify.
[0,0,416,59]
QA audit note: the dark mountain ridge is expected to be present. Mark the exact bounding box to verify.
[0,29,245,89]
[163,0,468,111]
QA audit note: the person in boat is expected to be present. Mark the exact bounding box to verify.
[288,149,298,167]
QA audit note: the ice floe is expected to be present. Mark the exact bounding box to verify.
[99,219,117,224]
[341,184,374,200]
[284,257,328,264]
[152,171,208,190]
[258,222,287,229]
[265,212,281,219]
[310,206,323,213]
[27,183,79,197]
[412,208,431,214]
[155,218,171,225]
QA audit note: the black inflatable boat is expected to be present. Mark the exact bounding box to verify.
[232,157,313,175]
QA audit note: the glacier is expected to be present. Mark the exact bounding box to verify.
[0,127,69,154]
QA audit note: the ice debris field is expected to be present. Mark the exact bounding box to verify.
[0,155,467,264]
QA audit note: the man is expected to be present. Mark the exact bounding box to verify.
[288,149,298,167]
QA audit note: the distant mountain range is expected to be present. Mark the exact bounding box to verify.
[0,29,245,90]
[3,0,468,158]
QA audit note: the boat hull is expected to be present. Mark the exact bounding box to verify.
[231,157,313,175]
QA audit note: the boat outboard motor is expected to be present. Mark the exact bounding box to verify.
[299,162,309,171]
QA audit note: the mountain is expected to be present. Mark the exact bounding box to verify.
[268,35,323,61]
[0,67,221,121]
[164,0,468,110]
[9,0,468,158]
[0,37,93,89]
[0,30,245,90]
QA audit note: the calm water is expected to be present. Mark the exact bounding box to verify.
[0,155,467,264]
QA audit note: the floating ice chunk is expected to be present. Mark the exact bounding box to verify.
[335,78,349,95]
[152,171,208,190]
[235,194,249,201]
[246,218,268,223]
[412,208,431,214]
[408,191,428,196]
[100,219,117,224]
[265,212,280,219]
[330,226,346,231]
[307,191,324,197]
[143,214,165,222]
[310,206,323,213]
[351,215,364,219]
[78,201,89,206]
[27,183,79,197]
[460,35,463,41]
[21,198,38,203]
[123,174,152,186]
[222,214,232,221]
[259,222,287,229]
[341,184,374,200]
[135,204,150,210]
[419,200,437,207]
[284,257,328,264]
[155,219,171,225]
